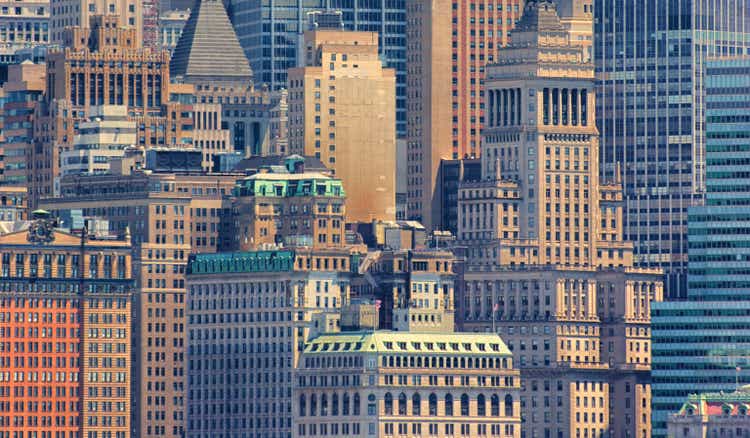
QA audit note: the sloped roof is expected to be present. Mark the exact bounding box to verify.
[304,331,513,357]
[169,0,253,83]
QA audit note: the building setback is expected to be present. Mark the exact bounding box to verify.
[651,56,750,438]
[593,0,750,299]
[455,2,663,437]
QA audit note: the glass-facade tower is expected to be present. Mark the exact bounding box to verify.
[229,0,406,136]
[594,0,750,298]
[651,57,750,438]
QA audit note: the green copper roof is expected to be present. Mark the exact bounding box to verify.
[233,173,345,198]
[304,331,513,357]
[188,250,295,275]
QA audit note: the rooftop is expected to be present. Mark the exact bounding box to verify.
[303,331,512,357]
[169,0,253,84]
[187,250,295,275]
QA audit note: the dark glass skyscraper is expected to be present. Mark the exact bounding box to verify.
[594,0,750,298]
[229,0,406,136]
[651,56,750,438]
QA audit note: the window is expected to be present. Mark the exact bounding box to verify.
[398,393,407,415]
[477,394,486,416]
[429,393,437,416]
[505,394,514,417]
[461,394,470,416]
[491,395,500,416]
[445,394,454,416]
[412,393,421,415]
[353,393,360,415]
[299,394,306,417]
[384,393,393,415]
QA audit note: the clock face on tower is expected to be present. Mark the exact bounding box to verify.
[27,219,55,244]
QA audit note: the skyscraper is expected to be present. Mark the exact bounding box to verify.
[228,0,407,137]
[452,0,522,159]
[407,0,523,230]
[651,56,750,438]
[405,0,453,230]
[456,2,663,437]
[593,0,750,298]
[288,28,396,222]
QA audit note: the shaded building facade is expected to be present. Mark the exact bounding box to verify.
[593,0,750,298]
[651,57,750,438]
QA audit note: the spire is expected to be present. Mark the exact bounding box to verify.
[169,0,253,85]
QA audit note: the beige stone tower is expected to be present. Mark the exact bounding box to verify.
[457,2,663,438]
[405,0,453,230]
[288,29,396,223]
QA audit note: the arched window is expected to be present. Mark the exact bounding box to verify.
[342,393,350,415]
[445,394,454,416]
[505,394,513,417]
[332,393,339,416]
[477,394,486,416]
[310,394,317,416]
[353,393,360,415]
[398,393,407,415]
[412,393,421,416]
[299,394,306,417]
[321,394,328,416]
[461,394,470,416]
[384,393,393,415]
[491,395,500,416]
[429,393,438,416]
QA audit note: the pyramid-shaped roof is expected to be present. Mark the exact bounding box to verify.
[169,0,253,84]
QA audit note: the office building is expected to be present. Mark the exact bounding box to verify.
[60,105,137,176]
[30,14,194,208]
[352,248,456,333]
[294,331,521,438]
[405,0,453,229]
[0,61,45,185]
[231,155,346,250]
[0,211,134,438]
[0,186,27,221]
[456,2,663,437]
[0,0,49,50]
[651,57,750,437]
[452,0,522,158]
[593,0,750,298]
[288,28,396,222]
[229,0,406,137]
[667,386,750,438]
[185,247,357,438]
[49,0,142,44]
[40,155,243,438]
[169,0,288,157]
